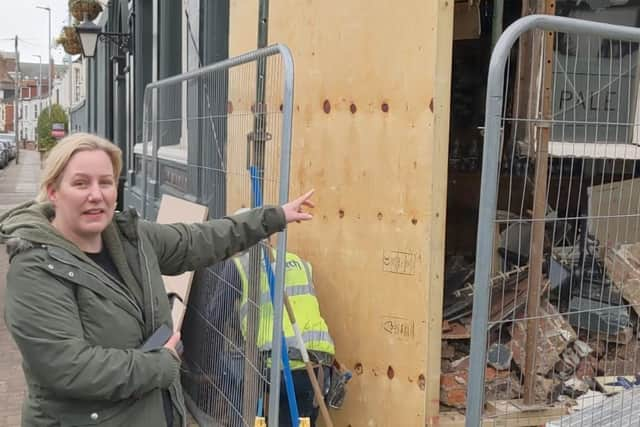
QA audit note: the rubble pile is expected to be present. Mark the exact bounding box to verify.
[440,235,640,413]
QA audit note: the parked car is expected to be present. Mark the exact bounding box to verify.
[0,141,9,169]
[0,134,16,160]
[8,141,16,159]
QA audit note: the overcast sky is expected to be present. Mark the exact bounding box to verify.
[0,0,73,65]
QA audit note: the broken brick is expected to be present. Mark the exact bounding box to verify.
[441,342,456,360]
[508,302,577,376]
[440,365,509,409]
[575,355,598,380]
[442,321,471,340]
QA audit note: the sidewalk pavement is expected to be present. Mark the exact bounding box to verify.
[0,149,40,427]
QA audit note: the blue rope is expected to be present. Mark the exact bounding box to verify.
[250,166,300,426]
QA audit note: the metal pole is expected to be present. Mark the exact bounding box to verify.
[272,43,295,427]
[68,11,72,126]
[34,55,42,113]
[47,8,51,109]
[242,0,268,425]
[37,6,52,110]
[14,36,20,164]
[33,54,42,161]
[247,3,290,427]
[243,0,271,423]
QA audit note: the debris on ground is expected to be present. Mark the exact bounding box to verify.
[440,231,640,415]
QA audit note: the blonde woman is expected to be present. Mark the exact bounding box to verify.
[0,133,314,427]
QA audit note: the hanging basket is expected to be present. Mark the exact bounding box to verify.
[62,38,82,55]
[62,25,77,41]
[56,27,82,55]
[69,0,103,22]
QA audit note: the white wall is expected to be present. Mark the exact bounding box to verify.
[19,97,43,142]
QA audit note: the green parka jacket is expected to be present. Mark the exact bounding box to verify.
[0,201,286,427]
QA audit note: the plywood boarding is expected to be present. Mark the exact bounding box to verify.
[156,195,209,329]
[230,2,454,426]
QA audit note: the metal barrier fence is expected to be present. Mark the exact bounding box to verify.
[467,15,640,426]
[137,45,294,427]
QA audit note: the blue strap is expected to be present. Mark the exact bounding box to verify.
[250,166,300,426]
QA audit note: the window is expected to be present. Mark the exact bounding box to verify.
[34,104,38,119]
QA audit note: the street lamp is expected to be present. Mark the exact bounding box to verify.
[76,20,101,58]
[36,6,51,110]
[75,19,132,59]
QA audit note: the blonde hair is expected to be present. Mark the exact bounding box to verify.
[37,132,122,202]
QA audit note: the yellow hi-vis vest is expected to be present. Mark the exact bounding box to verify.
[234,251,335,369]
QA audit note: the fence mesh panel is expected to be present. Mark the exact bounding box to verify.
[465,16,640,427]
[137,46,294,427]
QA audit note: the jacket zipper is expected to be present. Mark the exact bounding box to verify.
[49,252,144,320]
[138,238,156,333]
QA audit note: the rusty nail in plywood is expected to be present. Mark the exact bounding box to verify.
[387,366,394,379]
[279,103,283,112]
[418,374,426,390]
[381,102,389,113]
[227,101,233,114]
[377,212,383,220]
[354,363,363,375]
[339,209,345,218]
[429,98,434,112]
[350,103,357,114]
[411,218,418,225]
[323,100,331,113]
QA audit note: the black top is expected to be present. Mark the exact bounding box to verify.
[85,246,125,286]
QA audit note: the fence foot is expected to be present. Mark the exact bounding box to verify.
[254,416,311,427]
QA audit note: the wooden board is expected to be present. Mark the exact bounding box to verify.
[594,376,637,395]
[588,178,640,249]
[453,1,481,40]
[435,407,567,427]
[156,195,209,330]
[605,243,640,317]
[230,2,454,426]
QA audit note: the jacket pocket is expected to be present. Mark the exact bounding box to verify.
[53,404,123,427]
[52,395,166,427]
[39,396,133,427]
